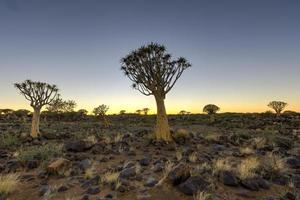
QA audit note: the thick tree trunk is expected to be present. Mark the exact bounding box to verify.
[31,108,41,138]
[154,95,172,142]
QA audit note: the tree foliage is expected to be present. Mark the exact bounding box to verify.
[203,104,220,115]
[121,43,191,98]
[268,101,287,116]
[14,80,59,109]
[46,97,77,113]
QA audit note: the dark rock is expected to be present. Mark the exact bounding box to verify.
[79,159,92,170]
[139,157,150,166]
[167,163,190,185]
[178,176,209,195]
[153,163,164,172]
[39,185,50,196]
[219,171,238,186]
[58,185,68,192]
[120,167,136,179]
[65,140,94,152]
[85,186,100,195]
[281,192,296,200]
[26,160,38,169]
[241,177,270,191]
[5,159,21,173]
[292,175,300,188]
[286,157,300,169]
[144,177,158,187]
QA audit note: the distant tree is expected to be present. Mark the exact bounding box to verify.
[135,109,142,115]
[119,110,126,115]
[179,110,187,115]
[0,109,15,121]
[268,101,287,117]
[78,109,88,115]
[268,101,288,117]
[203,104,220,122]
[46,97,76,113]
[121,43,191,142]
[142,108,150,115]
[93,104,110,127]
[14,109,31,121]
[14,80,59,137]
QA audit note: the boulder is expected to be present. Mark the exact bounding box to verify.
[47,158,71,176]
[219,171,238,186]
[65,140,94,152]
[178,176,208,195]
[167,163,190,185]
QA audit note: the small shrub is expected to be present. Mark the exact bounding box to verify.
[262,153,287,178]
[0,134,21,149]
[213,158,232,175]
[0,173,19,196]
[17,144,62,162]
[238,157,260,179]
[188,152,198,163]
[102,171,120,184]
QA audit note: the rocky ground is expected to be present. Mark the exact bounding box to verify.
[0,114,300,200]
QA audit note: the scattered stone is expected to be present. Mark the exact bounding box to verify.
[241,177,270,191]
[219,171,238,186]
[167,163,190,185]
[120,166,136,179]
[57,185,68,192]
[47,158,71,176]
[144,177,158,187]
[85,186,100,195]
[139,157,150,166]
[178,176,208,195]
[65,140,94,152]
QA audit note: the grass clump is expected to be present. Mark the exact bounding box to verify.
[262,153,287,178]
[193,191,211,200]
[17,144,62,162]
[0,134,21,149]
[238,157,260,179]
[0,173,20,196]
[213,158,232,175]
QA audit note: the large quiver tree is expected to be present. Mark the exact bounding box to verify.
[121,43,191,142]
[14,80,59,137]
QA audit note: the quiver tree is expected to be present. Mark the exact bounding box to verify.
[14,80,59,137]
[268,101,287,117]
[93,104,110,127]
[203,104,220,123]
[142,108,150,115]
[46,97,77,113]
[136,109,142,115]
[121,43,191,142]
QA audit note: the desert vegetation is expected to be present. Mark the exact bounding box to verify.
[0,44,299,200]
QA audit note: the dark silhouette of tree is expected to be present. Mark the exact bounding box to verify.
[136,109,142,115]
[119,110,126,115]
[203,104,220,122]
[46,97,76,113]
[93,104,110,127]
[142,108,150,115]
[78,109,88,115]
[268,101,287,117]
[14,80,59,137]
[121,43,191,141]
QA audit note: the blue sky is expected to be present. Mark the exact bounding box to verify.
[0,0,299,113]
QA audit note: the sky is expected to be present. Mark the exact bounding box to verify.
[0,0,299,114]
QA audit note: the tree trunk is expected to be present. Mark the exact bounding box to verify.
[31,108,41,138]
[154,95,172,142]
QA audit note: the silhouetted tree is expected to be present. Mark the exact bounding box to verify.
[136,109,142,115]
[268,101,287,117]
[203,104,220,122]
[119,110,126,115]
[14,109,31,122]
[121,43,191,141]
[93,104,110,127]
[78,109,88,115]
[46,97,76,113]
[142,108,150,115]
[14,80,59,137]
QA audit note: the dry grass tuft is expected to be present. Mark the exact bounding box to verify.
[157,160,175,186]
[84,167,94,179]
[102,171,120,184]
[238,157,260,179]
[213,158,232,175]
[193,191,211,200]
[0,173,19,195]
[239,147,254,155]
[263,152,287,175]
[189,152,198,163]
[176,149,183,161]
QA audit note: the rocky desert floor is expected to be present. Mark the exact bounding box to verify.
[0,114,299,200]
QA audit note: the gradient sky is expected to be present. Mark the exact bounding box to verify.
[0,0,299,114]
